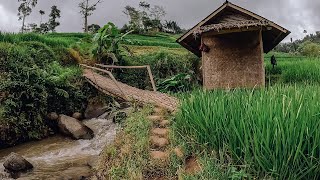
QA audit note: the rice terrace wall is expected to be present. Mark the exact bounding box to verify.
[202,30,265,89]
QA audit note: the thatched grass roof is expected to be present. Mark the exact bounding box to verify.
[193,20,271,36]
[177,1,290,57]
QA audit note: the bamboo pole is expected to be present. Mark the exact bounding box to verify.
[146,65,157,91]
[96,64,148,69]
[95,64,157,92]
[80,64,129,100]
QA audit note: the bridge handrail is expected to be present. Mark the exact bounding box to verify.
[95,64,157,92]
[80,64,129,100]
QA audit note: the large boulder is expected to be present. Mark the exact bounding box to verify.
[58,115,94,140]
[84,100,109,119]
[3,152,33,172]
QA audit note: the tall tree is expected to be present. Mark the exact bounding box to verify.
[79,0,102,33]
[164,20,182,34]
[17,0,38,33]
[48,5,61,32]
[123,5,142,32]
[39,10,45,25]
[150,5,166,21]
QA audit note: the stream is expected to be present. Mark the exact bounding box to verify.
[0,117,117,179]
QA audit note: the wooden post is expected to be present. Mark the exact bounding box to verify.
[259,28,265,87]
[96,64,157,92]
[146,65,157,92]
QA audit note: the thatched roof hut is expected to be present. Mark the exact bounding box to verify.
[177,1,290,89]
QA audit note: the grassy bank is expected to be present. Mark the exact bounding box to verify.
[94,107,187,179]
[0,33,92,147]
[94,107,153,179]
[175,85,320,179]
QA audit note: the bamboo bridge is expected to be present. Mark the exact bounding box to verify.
[81,64,178,112]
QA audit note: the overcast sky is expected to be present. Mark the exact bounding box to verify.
[0,0,319,41]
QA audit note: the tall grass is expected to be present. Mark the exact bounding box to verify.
[175,85,320,179]
[265,56,320,84]
[125,33,182,48]
[0,32,76,47]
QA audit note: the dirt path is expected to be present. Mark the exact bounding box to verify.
[147,107,201,179]
[83,69,178,112]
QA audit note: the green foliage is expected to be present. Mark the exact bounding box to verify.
[0,40,87,146]
[51,47,78,65]
[298,41,320,57]
[157,73,192,93]
[48,5,61,32]
[163,20,183,34]
[175,85,320,179]
[92,22,132,64]
[18,0,38,32]
[136,50,198,79]
[124,33,181,48]
[88,24,101,33]
[123,2,166,34]
[18,41,57,67]
[118,50,199,90]
[0,32,72,48]
[275,32,320,54]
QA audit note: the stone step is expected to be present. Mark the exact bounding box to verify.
[150,136,169,148]
[150,151,168,161]
[159,120,170,127]
[153,107,164,114]
[147,115,163,122]
[173,147,184,158]
[152,128,169,137]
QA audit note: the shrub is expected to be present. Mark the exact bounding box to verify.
[52,47,81,65]
[118,50,199,89]
[0,41,87,146]
[157,73,192,93]
[132,50,199,79]
[299,41,320,57]
[18,41,57,67]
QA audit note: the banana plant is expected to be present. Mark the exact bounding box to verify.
[92,22,133,65]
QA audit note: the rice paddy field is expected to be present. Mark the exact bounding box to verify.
[175,55,320,179]
[2,32,320,179]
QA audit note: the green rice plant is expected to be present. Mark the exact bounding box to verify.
[265,56,320,84]
[0,32,75,48]
[175,85,320,179]
[124,33,182,48]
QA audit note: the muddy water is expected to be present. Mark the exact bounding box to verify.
[0,118,117,179]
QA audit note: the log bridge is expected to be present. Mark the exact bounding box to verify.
[81,64,178,112]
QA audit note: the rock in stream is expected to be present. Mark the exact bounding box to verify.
[3,152,33,172]
[58,115,94,140]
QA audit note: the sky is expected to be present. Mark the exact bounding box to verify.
[0,0,319,41]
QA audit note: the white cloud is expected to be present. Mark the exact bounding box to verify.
[0,4,20,32]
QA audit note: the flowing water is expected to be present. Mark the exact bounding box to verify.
[0,118,117,179]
